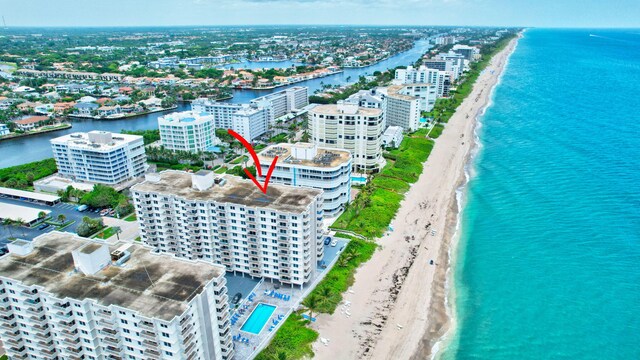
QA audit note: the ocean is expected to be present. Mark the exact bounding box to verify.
[442,29,640,359]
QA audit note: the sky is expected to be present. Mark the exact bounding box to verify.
[2,0,639,28]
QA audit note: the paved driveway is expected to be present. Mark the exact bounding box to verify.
[101,217,140,243]
[0,198,102,245]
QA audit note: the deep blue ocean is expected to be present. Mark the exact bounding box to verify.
[443,29,640,359]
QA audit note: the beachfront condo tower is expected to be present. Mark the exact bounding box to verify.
[131,170,325,287]
[257,142,352,217]
[0,232,234,360]
[309,102,385,173]
[50,131,147,186]
[158,111,219,153]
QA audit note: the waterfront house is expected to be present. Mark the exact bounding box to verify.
[54,102,76,113]
[0,124,10,136]
[16,101,38,112]
[34,103,55,115]
[97,105,121,117]
[73,102,99,116]
[14,115,50,131]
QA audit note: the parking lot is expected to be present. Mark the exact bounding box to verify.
[0,197,102,245]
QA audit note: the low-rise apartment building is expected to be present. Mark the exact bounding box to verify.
[131,170,325,288]
[0,232,233,360]
[258,143,351,217]
[51,131,147,185]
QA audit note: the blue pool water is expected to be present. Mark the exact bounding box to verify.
[351,176,367,183]
[441,29,640,359]
[240,303,277,334]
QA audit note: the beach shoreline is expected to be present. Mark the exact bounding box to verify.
[310,35,520,360]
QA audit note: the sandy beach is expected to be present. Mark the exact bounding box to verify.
[311,36,520,360]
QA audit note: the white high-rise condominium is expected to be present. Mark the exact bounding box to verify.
[51,131,147,185]
[158,111,218,152]
[309,102,385,172]
[250,87,309,124]
[394,65,450,98]
[258,143,351,217]
[190,100,269,142]
[0,232,234,360]
[382,85,421,132]
[131,170,325,288]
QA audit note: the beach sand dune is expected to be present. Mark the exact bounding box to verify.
[311,37,519,360]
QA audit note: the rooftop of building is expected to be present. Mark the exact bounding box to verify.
[0,231,224,321]
[158,110,213,124]
[258,143,350,169]
[50,131,142,150]
[387,84,427,101]
[132,170,322,213]
[310,103,382,116]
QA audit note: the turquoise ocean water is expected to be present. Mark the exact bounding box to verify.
[443,29,640,359]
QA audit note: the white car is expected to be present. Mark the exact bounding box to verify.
[330,239,338,247]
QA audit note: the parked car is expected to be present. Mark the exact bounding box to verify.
[232,292,242,304]
[37,223,50,230]
[0,247,8,256]
[324,237,331,245]
[330,239,338,247]
[76,204,88,212]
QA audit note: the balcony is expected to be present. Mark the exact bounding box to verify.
[4,337,21,347]
[144,348,161,358]
[143,338,158,347]
[103,336,120,346]
[139,330,156,340]
[138,320,155,331]
[181,322,194,335]
[100,328,117,336]
[102,345,121,355]
[34,332,51,341]
[179,314,192,326]
[95,309,112,319]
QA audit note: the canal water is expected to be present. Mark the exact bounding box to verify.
[0,39,431,168]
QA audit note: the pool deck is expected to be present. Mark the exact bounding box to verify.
[230,237,349,360]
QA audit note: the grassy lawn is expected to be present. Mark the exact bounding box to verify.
[214,166,228,174]
[333,134,434,238]
[307,237,377,313]
[255,313,318,360]
[0,354,8,360]
[56,220,76,231]
[229,155,248,165]
[95,227,117,240]
[134,236,141,242]
[124,213,137,222]
[428,123,445,139]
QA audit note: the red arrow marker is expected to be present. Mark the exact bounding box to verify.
[227,129,278,194]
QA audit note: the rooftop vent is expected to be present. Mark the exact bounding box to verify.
[72,242,111,275]
[7,239,34,257]
[191,170,215,191]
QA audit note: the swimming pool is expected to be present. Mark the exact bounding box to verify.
[240,303,277,334]
[351,176,367,183]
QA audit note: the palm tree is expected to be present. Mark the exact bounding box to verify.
[37,211,47,222]
[57,214,66,224]
[316,287,333,307]
[302,294,320,322]
[275,351,287,360]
